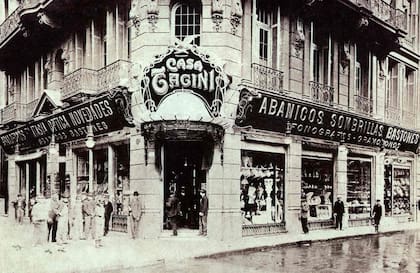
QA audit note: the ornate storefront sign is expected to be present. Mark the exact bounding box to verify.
[140,42,230,118]
[235,90,420,153]
[0,88,134,154]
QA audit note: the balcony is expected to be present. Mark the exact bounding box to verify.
[62,68,98,101]
[350,0,407,32]
[402,110,415,127]
[0,7,22,48]
[354,95,373,115]
[309,81,334,106]
[1,102,27,124]
[97,60,131,92]
[385,105,401,124]
[251,63,284,93]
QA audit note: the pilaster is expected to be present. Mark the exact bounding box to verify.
[336,145,348,228]
[285,139,302,234]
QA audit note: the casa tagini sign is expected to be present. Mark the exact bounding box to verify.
[235,89,420,153]
[140,42,230,117]
[0,88,134,154]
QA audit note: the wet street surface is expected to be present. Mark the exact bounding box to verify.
[124,230,420,273]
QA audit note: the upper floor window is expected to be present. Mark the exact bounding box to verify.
[387,60,399,109]
[254,2,279,69]
[404,67,415,114]
[407,0,418,45]
[310,23,333,86]
[172,2,201,45]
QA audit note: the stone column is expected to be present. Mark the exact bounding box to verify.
[108,145,115,200]
[285,139,302,234]
[336,145,348,228]
[88,149,94,193]
[36,161,41,196]
[25,162,30,215]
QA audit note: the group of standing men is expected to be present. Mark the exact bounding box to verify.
[300,197,383,233]
[27,192,114,248]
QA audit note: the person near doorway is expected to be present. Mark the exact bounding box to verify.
[71,195,84,240]
[57,194,70,245]
[13,194,26,224]
[166,191,180,236]
[129,191,142,239]
[31,196,48,247]
[198,189,209,236]
[178,186,190,228]
[299,200,309,234]
[333,196,345,230]
[47,194,61,242]
[94,195,105,247]
[82,193,95,240]
[372,199,383,232]
[104,194,113,236]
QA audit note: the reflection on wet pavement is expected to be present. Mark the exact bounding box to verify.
[137,231,420,273]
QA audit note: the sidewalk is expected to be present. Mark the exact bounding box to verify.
[0,215,418,273]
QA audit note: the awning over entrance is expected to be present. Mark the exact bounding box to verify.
[0,88,134,154]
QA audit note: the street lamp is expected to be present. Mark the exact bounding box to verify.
[86,123,95,194]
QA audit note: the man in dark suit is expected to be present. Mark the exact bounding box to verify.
[166,192,180,236]
[333,196,345,230]
[103,194,113,236]
[199,189,209,236]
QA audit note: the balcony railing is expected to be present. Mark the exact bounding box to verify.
[350,0,407,31]
[354,95,373,115]
[309,81,334,105]
[97,59,131,92]
[26,98,39,118]
[62,68,98,101]
[402,110,415,127]
[1,102,27,124]
[252,63,284,93]
[385,104,401,124]
[0,7,22,46]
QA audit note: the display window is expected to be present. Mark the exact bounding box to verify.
[301,156,333,220]
[347,158,371,219]
[384,165,411,216]
[114,144,130,215]
[240,150,285,225]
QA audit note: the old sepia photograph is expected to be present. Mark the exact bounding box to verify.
[0,0,419,272]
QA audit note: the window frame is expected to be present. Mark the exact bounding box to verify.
[171,2,202,45]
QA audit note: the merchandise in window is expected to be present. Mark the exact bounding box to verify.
[302,158,333,220]
[384,165,411,216]
[347,159,371,219]
[240,151,285,225]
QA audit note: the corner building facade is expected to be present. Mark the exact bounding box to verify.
[0,0,419,241]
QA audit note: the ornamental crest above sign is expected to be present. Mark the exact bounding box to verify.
[140,42,230,118]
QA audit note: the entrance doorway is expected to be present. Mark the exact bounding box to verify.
[163,141,207,230]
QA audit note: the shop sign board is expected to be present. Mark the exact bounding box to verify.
[235,90,420,153]
[141,43,230,117]
[0,89,134,154]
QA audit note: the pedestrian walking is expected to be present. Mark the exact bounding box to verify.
[372,199,382,232]
[82,193,96,240]
[94,195,105,247]
[198,189,208,236]
[333,196,345,230]
[104,194,113,236]
[31,196,48,247]
[129,191,142,239]
[165,191,180,236]
[71,195,84,240]
[57,195,70,245]
[47,193,61,242]
[13,194,26,224]
[299,200,309,234]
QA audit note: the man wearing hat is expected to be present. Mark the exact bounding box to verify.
[103,194,113,236]
[129,191,142,239]
[57,193,70,245]
[82,193,96,240]
[199,189,209,236]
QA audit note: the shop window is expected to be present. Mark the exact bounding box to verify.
[302,157,333,221]
[76,151,89,194]
[384,165,411,216]
[347,159,371,219]
[94,149,108,194]
[240,151,285,225]
[114,144,130,215]
[172,2,201,45]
